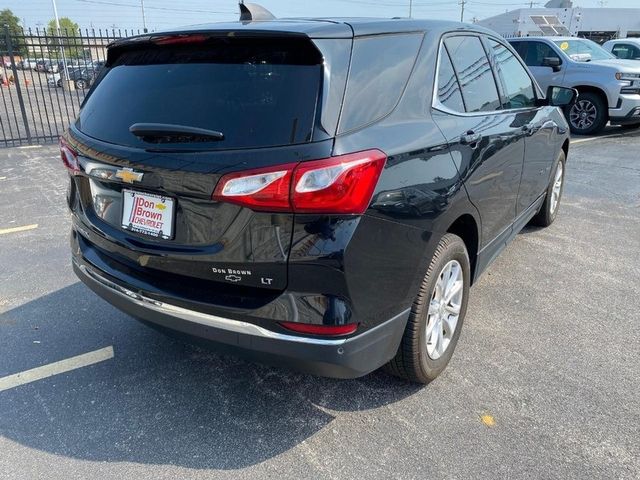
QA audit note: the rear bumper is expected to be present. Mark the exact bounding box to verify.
[73,257,409,379]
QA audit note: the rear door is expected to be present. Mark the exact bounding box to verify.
[69,34,346,292]
[432,34,524,250]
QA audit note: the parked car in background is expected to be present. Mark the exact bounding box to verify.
[509,37,640,134]
[63,15,575,384]
[602,38,640,61]
[48,67,95,89]
[19,59,39,70]
[35,59,50,72]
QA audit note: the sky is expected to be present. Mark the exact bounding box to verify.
[4,0,639,32]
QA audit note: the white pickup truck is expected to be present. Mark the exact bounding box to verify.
[508,37,640,134]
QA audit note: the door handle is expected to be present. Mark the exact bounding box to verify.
[522,124,540,136]
[460,130,482,147]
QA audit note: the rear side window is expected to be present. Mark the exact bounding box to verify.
[77,37,323,150]
[489,39,536,109]
[444,36,501,113]
[338,33,423,134]
[436,45,465,112]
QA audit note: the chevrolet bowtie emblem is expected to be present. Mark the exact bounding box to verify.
[115,168,144,184]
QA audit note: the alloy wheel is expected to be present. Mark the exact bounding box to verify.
[569,100,597,130]
[426,260,463,360]
[550,162,563,214]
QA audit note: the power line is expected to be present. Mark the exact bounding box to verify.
[73,0,235,15]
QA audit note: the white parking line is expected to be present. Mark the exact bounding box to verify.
[0,176,6,180]
[0,224,38,235]
[0,346,114,392]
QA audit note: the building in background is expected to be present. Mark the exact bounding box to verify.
[477,0,640,43]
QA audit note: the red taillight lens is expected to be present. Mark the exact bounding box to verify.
[212,150,387,214]
[153,34,208,45]
[279,322,359,336]
[292,150,386,214]
[212,163,297,212]
[59,137,80,173]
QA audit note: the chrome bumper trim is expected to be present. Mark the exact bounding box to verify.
[76,262,351,346]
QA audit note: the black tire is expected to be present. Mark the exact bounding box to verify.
[56,79,62,88]
[566,92,607,135]
[530,150,566,227]
[385,233,470,384]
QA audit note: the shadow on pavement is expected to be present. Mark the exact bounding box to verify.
[0,283,420,469]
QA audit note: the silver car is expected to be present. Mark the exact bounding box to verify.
[602,38,640,61]
[509,37,640,134]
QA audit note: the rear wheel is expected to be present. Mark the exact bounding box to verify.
[530,150,565,227]
[385,233,470,384]
[566,92,607,135]
[75,79,87,89]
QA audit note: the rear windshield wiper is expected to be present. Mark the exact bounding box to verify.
[129,123,225,143]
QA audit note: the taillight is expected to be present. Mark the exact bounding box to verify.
[292,151,386,214]
[279,321,359,336]
[59,137,80,173]
[153,34,208,45]
[212,149,387,214]
[212,163,297,212]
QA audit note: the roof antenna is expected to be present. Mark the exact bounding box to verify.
[239,2,276,22]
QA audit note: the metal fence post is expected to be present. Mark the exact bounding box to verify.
[5,25,32,144]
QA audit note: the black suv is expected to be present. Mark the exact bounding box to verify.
[63,14,574,383]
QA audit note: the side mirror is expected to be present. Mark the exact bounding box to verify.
[545,86,578,107]
[542,56,562,72]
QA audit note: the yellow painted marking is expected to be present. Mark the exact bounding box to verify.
[0,176,6,180]
[0,346,114,392]
[480,414,496,427]
[0,224,38,235]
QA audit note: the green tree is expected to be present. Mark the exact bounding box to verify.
[47,17,84,59]
[0,9,26,57]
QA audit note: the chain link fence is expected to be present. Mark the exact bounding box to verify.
[1,26,142,147]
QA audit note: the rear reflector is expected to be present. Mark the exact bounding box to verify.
[279,322,359,336]
[212,149,387,214]
[59,137,80,173]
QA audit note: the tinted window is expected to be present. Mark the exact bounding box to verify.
[78,37,322,149]
[489,40,536,109]
[444,36,501,113]
[516,41,561,67]
[436,45,465,112]
[339,33,423,133]
[612,43,640,59]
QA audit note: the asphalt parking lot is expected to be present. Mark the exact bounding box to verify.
[1,128,639,479]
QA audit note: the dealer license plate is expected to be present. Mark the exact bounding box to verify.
[121,189,174,239]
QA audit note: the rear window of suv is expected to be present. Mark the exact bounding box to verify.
[77,36,323,150]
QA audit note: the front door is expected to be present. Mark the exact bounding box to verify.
[487,38,558,215]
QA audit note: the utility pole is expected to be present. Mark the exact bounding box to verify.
[459,0,466,22]
[50,0,70,86]
[141,0,148,33]
[409,0,413,18]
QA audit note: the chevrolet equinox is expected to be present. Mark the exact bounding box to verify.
[63,13,574,383]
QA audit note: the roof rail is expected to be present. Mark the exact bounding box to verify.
[239,2,276,22]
